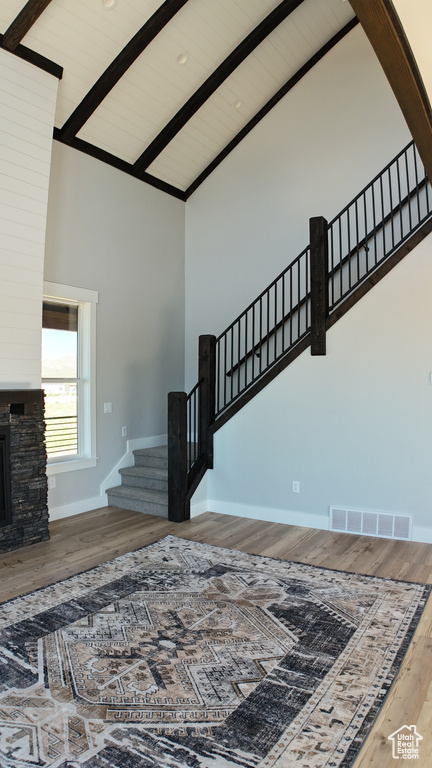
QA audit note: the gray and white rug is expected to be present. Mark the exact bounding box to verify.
[0,534,430,767]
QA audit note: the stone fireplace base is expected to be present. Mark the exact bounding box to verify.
[0,390,49,554]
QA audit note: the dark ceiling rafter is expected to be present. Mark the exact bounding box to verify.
[52,129,186,201]
[0,32,62,79]
[1,0,53,52]
[349,0,432,183]
[133,0,306,178]
[186,17,359,198]
[58,0,190,143]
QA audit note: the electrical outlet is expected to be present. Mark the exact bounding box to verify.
[49,476,56,489]
[292,480,300,493]
[122,426,127,437]
[104,402,112,414]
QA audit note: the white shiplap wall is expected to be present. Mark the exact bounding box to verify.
[0,49,58,389]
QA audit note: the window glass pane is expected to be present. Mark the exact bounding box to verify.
[44,382,78,457]
[42,301,79,459]
[42,328,77,379]
[43,302,78,332]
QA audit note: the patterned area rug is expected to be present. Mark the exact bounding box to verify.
[0,535,430,768]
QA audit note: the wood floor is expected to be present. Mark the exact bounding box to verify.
[1,506,431,767]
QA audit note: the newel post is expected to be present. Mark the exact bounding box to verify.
[198,334,216,468]
[309,216,329,355]
[167,391,187,522]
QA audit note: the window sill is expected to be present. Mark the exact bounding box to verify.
[46,457,98,475]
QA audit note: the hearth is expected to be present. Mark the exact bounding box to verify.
[0,390,49,554]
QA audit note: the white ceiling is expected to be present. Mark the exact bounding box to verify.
[0,0,356,198]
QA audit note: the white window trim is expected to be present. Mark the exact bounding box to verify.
[43,281,98,475]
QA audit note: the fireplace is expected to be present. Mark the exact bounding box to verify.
[0,390,49,554]
[0,425,11,527]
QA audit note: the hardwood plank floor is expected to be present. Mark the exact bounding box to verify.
[1,506,431,767]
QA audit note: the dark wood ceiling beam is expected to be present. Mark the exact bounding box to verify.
[185,18,359,199]
[133,0,306,178]
[59,0,189,143]
[1,0,53,52]
[52,129,186,201]
[349,0,432,182]
[0,32,62,78]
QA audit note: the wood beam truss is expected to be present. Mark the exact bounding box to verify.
[58,0,189,142]
[349,0,432,183]
[1,0,52,52]
[133,0,306,178]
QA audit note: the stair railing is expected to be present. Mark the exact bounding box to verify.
[168,139,432,522]
[168,335,215,522]
[328,140,430,311]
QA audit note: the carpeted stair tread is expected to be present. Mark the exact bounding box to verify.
[119,465,167,478]
[106,484,168,517]
[106,445,169,515]
[134,445,168,457]
[133,446,168,469]
[107,485,166,502]
[119,465,167,491]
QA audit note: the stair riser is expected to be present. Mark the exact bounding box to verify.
[120,476,168,492]
[106,491,168,517]
[133,455,168,469]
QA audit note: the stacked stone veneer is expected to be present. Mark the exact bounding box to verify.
[0,391,49,554]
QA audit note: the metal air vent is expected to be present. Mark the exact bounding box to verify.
[330,507,411,540]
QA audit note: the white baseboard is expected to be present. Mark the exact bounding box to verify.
[202,502,432,543]
[411,526,432,544]
[206,500,329,530]
[190,499,209,518]
[49,494,106,521]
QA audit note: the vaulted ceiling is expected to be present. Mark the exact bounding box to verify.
[0,0,359,199]
[1,1,430,200]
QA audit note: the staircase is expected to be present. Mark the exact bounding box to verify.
[107,140,432,522]
[167,139,432,523]
[106,446,168,517]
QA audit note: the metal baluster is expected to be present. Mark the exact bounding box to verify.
[289,266,293,345]
[230,326,234,402]
[338,216,343,302]
[223,333,227,411]
[388,167,395,250]
[282,272,286,353]
[259,296,263,374]
[355,198,360,284]
[380,174,386,261]
[396,156,403,243]
[362,189,368,275]
[413,145,421,224]
[252,301,256,383]
[347,208,353,292]
[371,180,378,266]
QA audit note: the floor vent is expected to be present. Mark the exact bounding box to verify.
[329,507,412,540]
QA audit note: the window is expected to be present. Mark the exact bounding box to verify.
[42,282,98,473]
[42,301,78,457]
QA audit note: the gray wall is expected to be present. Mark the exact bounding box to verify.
[44,142,185,514]
[185,26,432,541]
[207,234,432,541]
[184,27,411,388]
